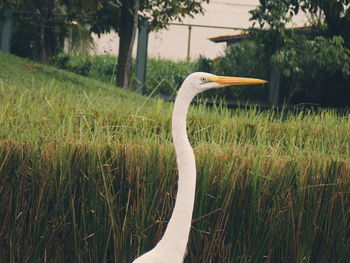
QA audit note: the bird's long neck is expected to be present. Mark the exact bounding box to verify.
[156,86,197,258]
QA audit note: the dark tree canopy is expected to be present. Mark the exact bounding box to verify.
[2,0,105,62]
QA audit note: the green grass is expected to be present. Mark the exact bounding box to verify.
[1,51,350,263]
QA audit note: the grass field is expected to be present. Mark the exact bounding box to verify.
[1,51,350,263]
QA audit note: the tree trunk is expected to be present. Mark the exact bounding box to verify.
[39,13,47,62]
[269,66,281,106]
[45,0,56,61]
[0,9,14,53]
[39,0,56,63]
[117,0,139,89]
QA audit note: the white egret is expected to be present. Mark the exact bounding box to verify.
[133,72,267,263]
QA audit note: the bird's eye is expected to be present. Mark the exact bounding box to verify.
[201,77,206,82]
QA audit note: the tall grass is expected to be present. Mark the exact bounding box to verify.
[1,52,350,262]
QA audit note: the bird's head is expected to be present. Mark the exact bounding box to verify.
[182,72,267,95]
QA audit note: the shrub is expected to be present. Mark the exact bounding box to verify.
[196,41,270,103]
[145,58,196,96]
[55,53,118,82]
[271,35,350,105]
[54,53,195,96]
[55,53,92,76]
[54,50,269,103]
[196,55,214,73]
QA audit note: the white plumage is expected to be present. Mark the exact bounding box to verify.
[133,72,267,263]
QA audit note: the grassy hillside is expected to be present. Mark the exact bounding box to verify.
[0,52,167,146]
[1,52,350,263]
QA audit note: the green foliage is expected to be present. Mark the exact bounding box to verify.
[272,35,350,81]
[53,51,268,103]
[55,53,93,77]
[139,0,209,31]
[54,53,123,84]
[250,0,298,30]
[212,42,269,78]
[308,36,350,76]
[197,42,270,102]
[2,0,105,61]
[66,21,96,55]
[268,32,350,105]
[89,0,209,36]
[1,52,350,262]
[7,0,65,61]
[88,1,121,36]
[54,53,196,95]
[10,9,41,59]
[249,0,350,106]
[0,0,22,12]
[301,0,350,36]
[88,0,209,89]
[196,55,213,73]
[145,58,196,96]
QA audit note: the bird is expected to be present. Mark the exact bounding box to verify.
[133,72,267,263]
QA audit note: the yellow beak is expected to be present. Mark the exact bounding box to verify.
[209,76,268,86]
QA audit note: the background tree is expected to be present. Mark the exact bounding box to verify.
[89,0,209,89]
[118,0,139,90]
[249,0,350,106]
[1,0,102,63]
[304,0,350,43]
[3,0,208,87]
[8,0,65,62]
[0,0,26,13]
